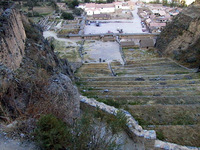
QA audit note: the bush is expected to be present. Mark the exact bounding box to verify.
[34,113,121,150]
[34,114,69,150]
[61,12,74,20]
[105,110,127,134]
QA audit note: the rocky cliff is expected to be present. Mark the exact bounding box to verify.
[156,4,200,68]
[0,6,26,70]
[0,5,80,124]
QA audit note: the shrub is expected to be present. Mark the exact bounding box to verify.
[105,110,127,134]
[157,130,165,140]
[34,114,69,150]
[34,113,121,150]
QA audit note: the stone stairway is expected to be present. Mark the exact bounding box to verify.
[75,48,200,147]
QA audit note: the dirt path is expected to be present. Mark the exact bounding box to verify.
[0,132,38,150]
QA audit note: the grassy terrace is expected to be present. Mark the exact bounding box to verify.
[75,47,200,147]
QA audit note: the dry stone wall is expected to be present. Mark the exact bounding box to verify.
[80,96,199,150]
[0,7,26,70]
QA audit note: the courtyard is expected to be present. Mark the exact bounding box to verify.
[84,6,146,34]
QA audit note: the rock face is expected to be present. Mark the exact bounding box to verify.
[0,8,26,70]
[0,6,80,124]
[156,4,200,68]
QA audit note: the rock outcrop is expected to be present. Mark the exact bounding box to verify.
[0,5,80,124]
[0,7,26,70]
[156,4,200,68]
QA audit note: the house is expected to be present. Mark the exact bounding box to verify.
[149,22,166,33]
[94,8,101,14]
[139,38,154,49]
[114,2,123,9]
[86,8,94,16]
[96,4,115,13]
[128,1,134,10]
[79,1,134,16]
[57,3,66,10]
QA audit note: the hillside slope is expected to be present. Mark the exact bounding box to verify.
[0,5,80,124]
[156,4,200,68]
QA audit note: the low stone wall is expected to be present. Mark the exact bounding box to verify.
[80,96,199,150]
[58,33,159,42]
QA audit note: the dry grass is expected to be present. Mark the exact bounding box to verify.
[58,29,79,35]
[147,125,200,147]
[33,6,54,14]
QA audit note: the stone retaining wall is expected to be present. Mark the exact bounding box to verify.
[58,33,159,42]
[80,96,199,150]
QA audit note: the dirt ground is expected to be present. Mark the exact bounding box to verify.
[82,40,123,63]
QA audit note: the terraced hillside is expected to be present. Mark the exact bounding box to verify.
[75,48,200,147]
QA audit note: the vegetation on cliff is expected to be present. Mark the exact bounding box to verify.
[0,3,79,136]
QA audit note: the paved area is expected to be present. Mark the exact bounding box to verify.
[83,41,123,63]
[84,7,145,34]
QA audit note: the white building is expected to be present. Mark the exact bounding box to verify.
[185,0,195,5]
[141,0,195,5]
[79,1,134,16]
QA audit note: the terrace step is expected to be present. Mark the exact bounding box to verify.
[75,47,200,147]
[81,89,199,97]
[146,125,200,147]
[79,79,200,86]
[128,104,200,125]
[80,74,199,81]
[96,95,200,105]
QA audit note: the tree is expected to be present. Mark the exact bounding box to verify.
[67,0,79,9]
[107,0,114,3]
[180,0,186,7]
[162,0,168,6]
[73,8,83,16]
[61,12,74,20]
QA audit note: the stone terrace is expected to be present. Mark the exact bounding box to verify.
[75,47,200,147]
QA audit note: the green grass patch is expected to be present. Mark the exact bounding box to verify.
[97,99,121,108]
[132,91,144,96]
[167,71,189,74]
[128,101,144,105]
[156,130,165,140]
